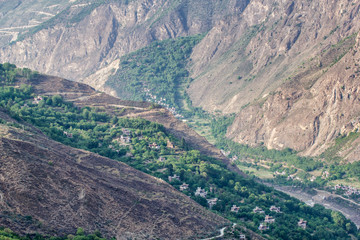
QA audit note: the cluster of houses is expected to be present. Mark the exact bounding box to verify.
[171,176,308,232]
[253,205,307,230]
[168,177,219,208]
[252,206,280,231]
[143,87,184,119]
[287,174,303,182]
[113,128,132,144]
[258,215,275,230]
[334,184,360,196]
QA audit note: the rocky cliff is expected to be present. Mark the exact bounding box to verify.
[227,31,360,160]
[186,0,360,159]
[0,0,245,91]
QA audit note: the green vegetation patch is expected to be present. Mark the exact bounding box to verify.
[106,34,204,112]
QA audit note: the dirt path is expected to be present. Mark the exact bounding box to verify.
[200,227,227,240]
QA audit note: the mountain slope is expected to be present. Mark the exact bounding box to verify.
[227,30,360,159]
[2,0,360,160]
[0,111,227,239]
[0,0,247,89]
[2,68,358,239]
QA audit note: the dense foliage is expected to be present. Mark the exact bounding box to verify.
[209,115,360,205]
[0,80,358,239]
[0,63,38,83]
[106,35,203,112]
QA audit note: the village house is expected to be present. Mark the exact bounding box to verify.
[167,140,174,149]
[32,96,43,104]
[322,171,330,179]
[239,234,246,239]
[180,183,189,191]
[258,223,269,231]
[149,142,160,149]
[264,215,275,223]
[63,131,73,138]
[119,135,131,144]
[195,187,207,198]
[270,206,281,213]
[253,206,265,214]
[230,155,238,162]
[231,205,240,213]
[122,128,131,136]
[207,198,218,208]
[168,174,180,182]
[310,176,317,182]
[298,219,307,229]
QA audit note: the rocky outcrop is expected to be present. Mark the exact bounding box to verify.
[188,0,360,114]
[227,32,360,160]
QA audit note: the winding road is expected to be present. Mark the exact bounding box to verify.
[201,223,237,240]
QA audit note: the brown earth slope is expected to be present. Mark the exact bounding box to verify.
[0,112,227,239]
[18,75,244,176]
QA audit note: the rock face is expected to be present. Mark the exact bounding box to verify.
[0,0,244,90]
[227,31,360,160]
[185,0,360,158]
[188,0,360,114]
[0,113,227,239]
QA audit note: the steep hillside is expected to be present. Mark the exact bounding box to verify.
[0,111,227,239]
[2,0,360,159]
[184,0,360,159]
[227,30,360,159]
[0,0,247,89]
[17,73,235,170]
[188,0,360,113]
